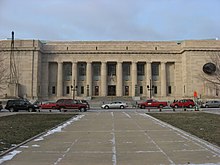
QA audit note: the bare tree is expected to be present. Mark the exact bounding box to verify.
[0,56,10,92]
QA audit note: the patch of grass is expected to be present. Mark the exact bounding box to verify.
[148,112,220,146]
[0,114,77,153]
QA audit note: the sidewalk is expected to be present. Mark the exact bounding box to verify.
[1,111,220,165]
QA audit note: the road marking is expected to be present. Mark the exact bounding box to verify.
[123,112,131,118]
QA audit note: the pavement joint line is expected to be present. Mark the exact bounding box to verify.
[111,112,117,165]
[143,113,220,156]
[134,112,175,164]
[53,139,79,165]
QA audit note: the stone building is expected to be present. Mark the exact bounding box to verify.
[0,39,220,101]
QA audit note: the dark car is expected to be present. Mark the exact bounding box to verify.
[5,99,37,112]
[0,101,3,111]
[56,99,87,112]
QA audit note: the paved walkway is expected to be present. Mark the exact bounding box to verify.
[1,111,220,165]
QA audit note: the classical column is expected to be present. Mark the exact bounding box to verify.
[86,62,92,97]
[72,62,77,97]
[145,62,152,98]
[42,62,49,98]
[161,62,167,97]
[116,62,122,96]
[101,62,107,96]
[57,62,63,97]
[131,62,137,97]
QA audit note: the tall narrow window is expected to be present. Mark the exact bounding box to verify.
[66,86,70,94]
[168,86,172,94]
[52,86,56,94]
[123,63,130,76]
[137,63,145,76]
[140,86,143,94]
[154,86,157,94]
[81,86,84,94]
[108,63,116,76]
[79,63,86,76]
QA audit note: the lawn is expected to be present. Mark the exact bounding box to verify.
[0,113,77,153]
[148,112,220,146]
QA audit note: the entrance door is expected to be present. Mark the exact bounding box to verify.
[108,85,116,96]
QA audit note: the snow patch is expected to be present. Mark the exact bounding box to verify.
[34,115,84,142]
[0,150,21,164]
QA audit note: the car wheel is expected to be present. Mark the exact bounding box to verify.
[120,105,125,109]
[80,107,86,112]
[141,105,145,109]
[188,104,193,108]
[104,106,109,109]
[205,105,208,108]
[174,105,178,109]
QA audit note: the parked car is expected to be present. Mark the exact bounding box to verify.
[138,99,168,109]
[101,101,128,109]
[77,100,90,109]
[170,99,195,108]
[0,101,3,111]
[5,99,37,112]
[39,101,57,110]
[56,99,87,112]
[201,100,220,108]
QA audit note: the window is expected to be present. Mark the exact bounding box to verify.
[168,86,172,94]
[108,63,116,76]
[123,63,130,76]
[81,86,84,94]
[154,86,157,94]
[137,63,145,76]
[79,63,86,76]
[152,63,159,76]
[64,63,72,81]
[93,63,100,76]
[140,86,143,94]
[66,86,70,94]
[52,86,56,94]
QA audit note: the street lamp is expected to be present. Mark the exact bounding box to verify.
[147,79,154,99]
[71,80,77,100]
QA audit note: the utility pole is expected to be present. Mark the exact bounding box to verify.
[147,79,154,99]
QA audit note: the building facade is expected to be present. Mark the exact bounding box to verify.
[0,39,220,100]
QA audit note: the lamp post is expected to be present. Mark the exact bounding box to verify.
[147,79,154,99]
[71,80,77,100]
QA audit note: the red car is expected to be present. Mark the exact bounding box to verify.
[39,101,57,110]
[170,99,195,108]
[56,99,87,112]
[138,99,168,109]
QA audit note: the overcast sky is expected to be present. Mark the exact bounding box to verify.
[0,0,220,41]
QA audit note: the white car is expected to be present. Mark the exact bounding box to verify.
[101,101,128,109]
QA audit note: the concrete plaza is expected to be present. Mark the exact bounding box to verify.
[1,110,220,165]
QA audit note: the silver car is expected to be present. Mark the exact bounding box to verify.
[202,100,220,108]
[101,101,128,109]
